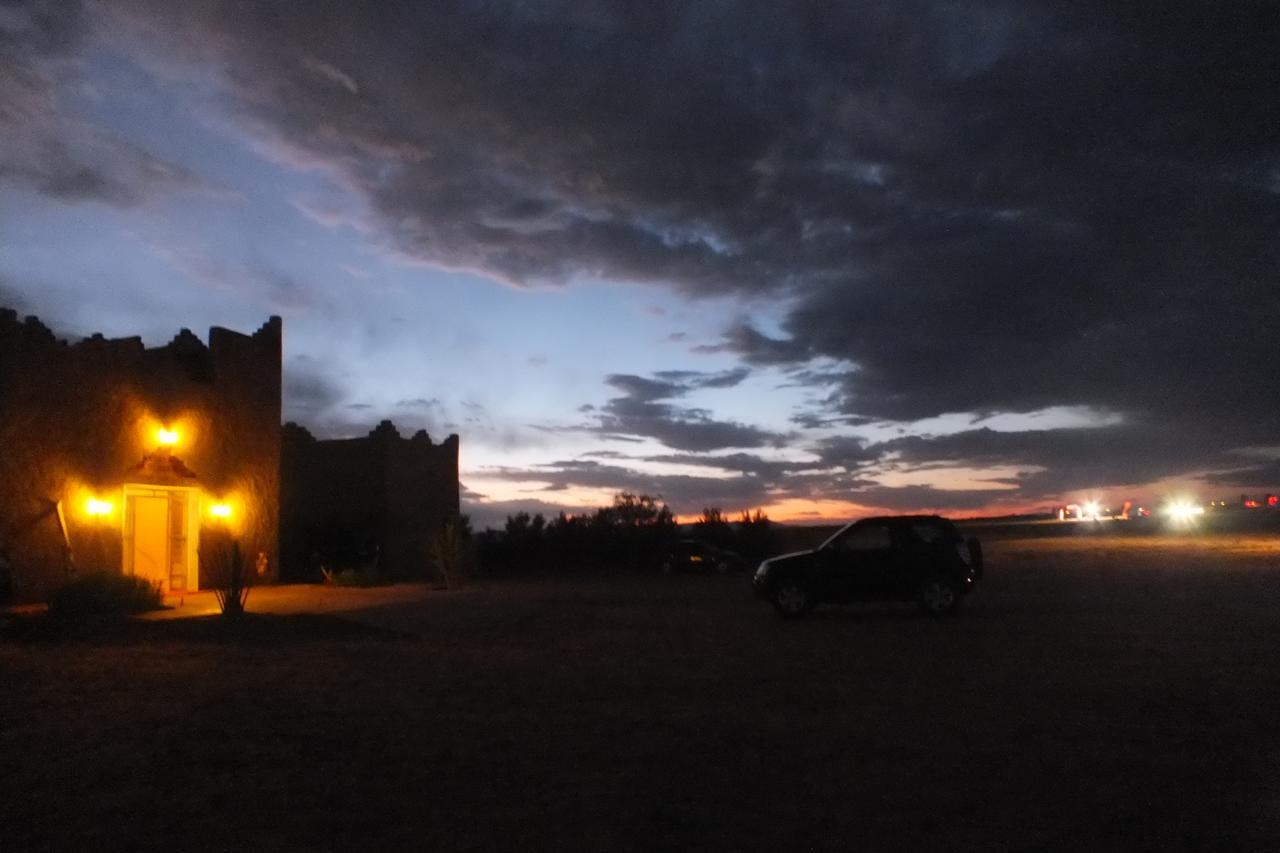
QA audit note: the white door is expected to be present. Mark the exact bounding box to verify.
[124,487,197,592]
[131,496,169,589]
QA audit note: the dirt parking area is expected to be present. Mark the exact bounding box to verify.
[3,536,1279,851]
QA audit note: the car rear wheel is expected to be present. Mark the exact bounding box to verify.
[772,578,812,618]
[918,576,961,617]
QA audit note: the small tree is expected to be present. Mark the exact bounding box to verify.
[694,507,734,549]
[605,493,676,571]
[431,516,473,589]
[736,508,780,566]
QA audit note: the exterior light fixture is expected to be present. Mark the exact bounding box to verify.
[85,498,114,517]
[209,503,232,520]
[157,428,179,446]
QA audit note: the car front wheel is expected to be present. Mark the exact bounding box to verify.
[772,578,812,618]
[918,576,961,617]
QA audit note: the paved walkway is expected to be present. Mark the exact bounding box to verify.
[148,582,437,624]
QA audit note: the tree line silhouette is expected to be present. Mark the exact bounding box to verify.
[476,493,780,574]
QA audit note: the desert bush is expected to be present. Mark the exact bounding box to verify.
[199,535,251,617]
[693,507,735,550]
[735,509,781,567]
[48,572,163,618]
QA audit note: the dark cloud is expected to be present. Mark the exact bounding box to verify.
[472,453,1017,521]
[653,367,751,389]
[595,369,778,451]
[596,398,779,453]
[604,367,750,402]
[96,1,1273,416]
[604,374,683,404]
[480,458,782,512]
[837,484,1019,514]
[693,322,813,364]
[872,423,1239,498]
[395,397,443,410]
[35,164,123,202]
[1198,460,1280,490]
[20,1,1279,503]
[813,435,877,469]
[645,452,801,479]
[0,0,210,204]
[526,445,1015,513]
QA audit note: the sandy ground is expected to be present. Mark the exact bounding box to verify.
[147,580,438,620]
[2,535,1279,852]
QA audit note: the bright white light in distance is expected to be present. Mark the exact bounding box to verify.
[1165,500,1205,522]
[1082,501,1102,520]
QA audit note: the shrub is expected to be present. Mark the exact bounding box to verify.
[431,517,474,589]
[48,572,163,618]
[199,536,251,618]
[477,494,677,575]
[475,496,783,575]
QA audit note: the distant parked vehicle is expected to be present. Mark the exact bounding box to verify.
[661,540,744,575]
[753,515,982,618]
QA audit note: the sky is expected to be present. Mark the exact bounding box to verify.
[2,1,1278,528]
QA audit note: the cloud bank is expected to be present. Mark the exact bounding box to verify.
[5,0,1277,517]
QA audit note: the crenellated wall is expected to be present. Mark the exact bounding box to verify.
[280,420,460,581]
[0,309,282,602]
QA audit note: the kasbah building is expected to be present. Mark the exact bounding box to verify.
[0,307,459,603]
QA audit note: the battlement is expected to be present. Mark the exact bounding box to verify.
[0,307,283,386]
[0,308,62,351]
[280,418,461,581]
[283,419,460,450]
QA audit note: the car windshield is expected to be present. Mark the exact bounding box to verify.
[819,522,857,551]
[912,523,951,544]
[821,518,960,551]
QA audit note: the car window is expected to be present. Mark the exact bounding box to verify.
[835,524,892,551]
[911,524,945,544]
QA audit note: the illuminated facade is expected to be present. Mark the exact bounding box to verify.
[0,309,282,602]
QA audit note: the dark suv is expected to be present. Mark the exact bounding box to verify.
[753,515,982,618]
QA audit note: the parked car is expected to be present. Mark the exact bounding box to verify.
[661,539,744,575]
[753,515,982,618]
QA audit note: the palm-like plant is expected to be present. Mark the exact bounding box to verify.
[200,535,250,617]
